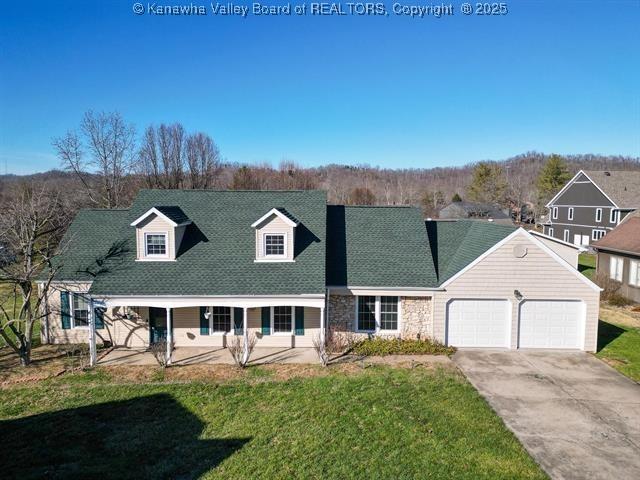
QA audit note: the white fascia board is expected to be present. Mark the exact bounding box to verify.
[528,230,586,251]
[579,171,620,209]
[99,294,325,309]
[545,170,584,208]
[326,286,441,297]
[251,208,298,228]
[130,207,192,227]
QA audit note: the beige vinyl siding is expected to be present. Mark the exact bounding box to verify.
[433,232,600,352]
[172,306,320,348]
[45,285,149,347]
[135,213,176,260]
[255,215,295,261]
[533,236,580,268]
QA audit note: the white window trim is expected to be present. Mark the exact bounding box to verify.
[548,227,554,237]
[262,232,287,259]
[354,296,401,334]
[629,260,640,287]
[144,232,169,259]
[610,209,618,224]
[552,207,558,220]
[563,229,570,242]
[591,229,606,241]
[208,306,232,335]
[595,208,602,223]
[71,292,90,330]
[567,208,574,220]
[610,256,623,282]
[271,306,295,335]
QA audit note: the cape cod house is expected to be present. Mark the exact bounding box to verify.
[41,189,601,365]
[543,170,640,246]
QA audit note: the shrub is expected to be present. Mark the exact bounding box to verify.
[350,337,455,356]
[595,272,622,301]
[228,333,257,368]
[149,340,174,369]
[608,294,633,307]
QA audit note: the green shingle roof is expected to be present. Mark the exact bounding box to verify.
[54,191,519,295]
[326,205,438,288]
[155,206,190,225]
[425,220,516,283]
[55,190,327,296]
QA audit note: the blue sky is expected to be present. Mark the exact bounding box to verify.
[1,0,639,174]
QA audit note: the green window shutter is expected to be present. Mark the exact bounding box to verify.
[60,291,71,329]
[94,306,105,329]
[234,308,243,335]
[295,306,304,335]
[261,307,271,335]
[200,306,209,335]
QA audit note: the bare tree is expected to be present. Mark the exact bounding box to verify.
[53,110,136,208]
[0,182,69,366]
[185,132,221,189]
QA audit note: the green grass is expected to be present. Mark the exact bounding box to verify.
[578,253,596,280]
[0,367,546,480]
[0,283,40,349]
[597,320,640,382]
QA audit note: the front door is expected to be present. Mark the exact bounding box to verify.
[149,307,167,344]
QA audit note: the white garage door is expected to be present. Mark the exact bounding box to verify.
[447,300,510,348]
[519,300,583,349]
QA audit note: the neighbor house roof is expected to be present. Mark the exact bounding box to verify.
[439,201,513,225]
[326,205,438,288]
[582,170,640,209]
[593,211,640,256]
[56,190,327,296]
[425,220,516,284]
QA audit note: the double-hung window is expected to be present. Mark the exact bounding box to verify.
[72,293,89,328]
[548,227,554,237]
[563,229,570,242]
[595,208,602,223]
[145,233,167,257]
[356,296,400,333]
[211,307,231,333]
[629,261,640,287]
[610,256,624,282]
[273,306,292,333]
[264,234,285,257]
[552,207,558,220]
[592,229,606,241]
[568,208,574,220]
[610,210,618,224]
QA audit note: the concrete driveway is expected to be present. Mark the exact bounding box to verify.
[454,351,640,480]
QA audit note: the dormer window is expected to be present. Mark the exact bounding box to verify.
[145,233,168,257]
[264,234,286,257]
[131,206,191,261]
[252,208,298,263]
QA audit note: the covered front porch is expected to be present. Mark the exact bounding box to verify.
[99,346,319,365]
[87,295,326,366]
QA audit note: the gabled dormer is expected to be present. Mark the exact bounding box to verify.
[251,208,298,263]
[130,206,191,261]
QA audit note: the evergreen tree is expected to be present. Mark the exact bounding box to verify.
[451,193,462,202]
[466,162,508,205]
[536,154,571,203]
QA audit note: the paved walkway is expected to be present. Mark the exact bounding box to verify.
[99,347,319,365]
[454,350,640,480]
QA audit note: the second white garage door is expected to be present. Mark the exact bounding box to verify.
[447,300,510,348]
[519,300,583,349]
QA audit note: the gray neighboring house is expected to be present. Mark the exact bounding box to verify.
[439,201,513,226]
[40,189,601,366]
[543,170,640,247]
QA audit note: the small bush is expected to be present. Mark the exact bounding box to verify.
[608,294,633,307]
[595,272,622,301]
[350,337,455,356]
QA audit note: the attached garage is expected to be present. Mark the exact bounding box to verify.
[518,300,583,349]
[446,299,510,348]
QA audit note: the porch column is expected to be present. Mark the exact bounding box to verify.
[320,306,325,348]
[242,307,249,364]
[89,299,97,367]
[166,307,172,365]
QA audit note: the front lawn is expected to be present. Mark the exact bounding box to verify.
[0,364,546,479]
[597,319,640,382]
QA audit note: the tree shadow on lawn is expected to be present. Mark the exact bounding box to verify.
[0,393,249,480]
[597,320,627,352]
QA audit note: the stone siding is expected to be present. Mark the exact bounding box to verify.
[328,294,433,339]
